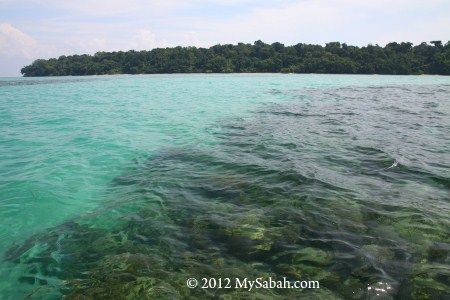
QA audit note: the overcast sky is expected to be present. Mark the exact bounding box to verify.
[1,0,449,76]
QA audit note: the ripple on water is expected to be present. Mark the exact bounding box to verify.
[1,78,450,299]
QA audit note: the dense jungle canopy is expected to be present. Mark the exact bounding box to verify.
[21,40,450,76]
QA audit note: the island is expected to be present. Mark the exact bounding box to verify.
[21,40,449,76]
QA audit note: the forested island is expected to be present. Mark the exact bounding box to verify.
[21,40,449,76]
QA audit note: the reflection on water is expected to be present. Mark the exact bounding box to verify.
[3,83,450,299]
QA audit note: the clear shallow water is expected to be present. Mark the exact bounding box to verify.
[0,74,449,299]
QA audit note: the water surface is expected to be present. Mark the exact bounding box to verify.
[0,74,449,299]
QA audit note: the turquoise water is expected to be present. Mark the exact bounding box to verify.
[0,74,449,299]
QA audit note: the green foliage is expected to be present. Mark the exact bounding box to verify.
[21,41,450,76]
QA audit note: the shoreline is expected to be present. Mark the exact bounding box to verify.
[19,72,449,78]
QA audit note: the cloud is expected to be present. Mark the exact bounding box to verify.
[0,23,58,76]
[59,28,170,54]
[0,23,40,58]
[193,0,450,46]
[0,23,59,58]
[129,29,169,50]
[29,0,188,16]
[136,29,158,49]
[184,31,200,46]
[378,15,450,45]
[63,37,108,54]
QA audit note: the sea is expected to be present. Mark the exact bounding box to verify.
[0,74,449,299]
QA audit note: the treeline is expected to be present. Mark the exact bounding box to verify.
[21,40,450,76]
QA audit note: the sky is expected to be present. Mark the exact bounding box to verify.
[1,0,449,76]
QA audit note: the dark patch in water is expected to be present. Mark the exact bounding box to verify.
[0,77,107,87]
